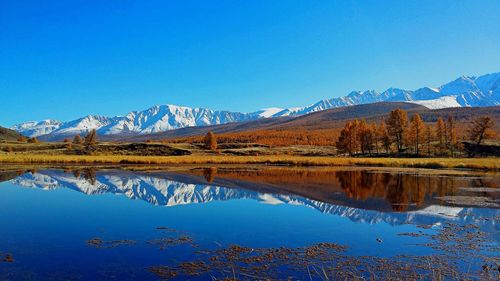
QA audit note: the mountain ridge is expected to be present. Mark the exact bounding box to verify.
[12,72,500,139]
[116,103,500,142]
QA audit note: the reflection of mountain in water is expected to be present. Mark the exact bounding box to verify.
[9,169,499,230]
[13,170,255,207]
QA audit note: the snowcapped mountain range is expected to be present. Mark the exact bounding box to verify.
[10,170,499,229]
[13,72,500,138]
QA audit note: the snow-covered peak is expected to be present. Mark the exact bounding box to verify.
[439,76,479,95]
[475,72,500,94]
[11,119,63,137]
[409,95,462,109]
[251,108,285,118]
[53,115,113,136]
[12,72,500,138]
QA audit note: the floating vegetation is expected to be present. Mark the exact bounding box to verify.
[85,237,136,249]
[149,266,178,279]
[156,226,178,232]
[147,236,197,250]
[148,223,500,280]
[397,232,426,237]
[145,226,198,250]
[1,253,14,263]
[419,223,500,266]
[416,224,433,229]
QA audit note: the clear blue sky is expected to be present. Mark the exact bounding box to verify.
[1,0,499,126]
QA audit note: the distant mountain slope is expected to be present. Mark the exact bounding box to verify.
[14,105,252,141]
[0,126,24,141]
[266,72,500,117]
[12,120,62,138]
[120,103,500,142]
[13,72,500,140]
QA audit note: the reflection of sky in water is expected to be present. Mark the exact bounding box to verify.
[0,169,498,280]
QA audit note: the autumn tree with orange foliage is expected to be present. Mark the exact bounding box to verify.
[172,129,341,147]
[358,120,375,154]
[435,117,446,155]
[445,115,457,157]
[385,109,408,153]
[204,131,218,151]
[408,113,425,156]
[334,109,483,157]
[336,120,359,156]
[73,135,83,145]
[424,126,434,156]
[84,129,97,147]
[468,116,495,145]
[376,123,391,153]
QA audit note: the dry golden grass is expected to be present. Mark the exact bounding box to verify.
[0,153,498,170]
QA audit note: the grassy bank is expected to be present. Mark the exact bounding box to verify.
[0,153,498,170]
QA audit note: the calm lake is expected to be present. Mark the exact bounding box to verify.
[0,166,498,280]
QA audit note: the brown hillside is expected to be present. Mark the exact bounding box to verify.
[0,126,24,141]
[120,102,424,141]
[118,102,500,146]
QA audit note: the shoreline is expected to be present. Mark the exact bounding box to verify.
[0,154,498,171]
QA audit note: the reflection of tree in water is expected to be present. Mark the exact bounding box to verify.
[11,166,494,212]
[28,169,38,175]
[386,174,409,212]
[71,168,97,185]
[203,167,218,183]
[202,168,495,211]
[72,169,81,179]
[469,178,500,201]
[336,171,457,211]
[0,170,25,182]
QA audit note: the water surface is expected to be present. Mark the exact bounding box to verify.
[0,166,498,280]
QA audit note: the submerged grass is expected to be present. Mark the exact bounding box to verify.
[0,153,498,170]
[147,222,500,280]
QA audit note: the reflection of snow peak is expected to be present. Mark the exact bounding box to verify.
[413,205,464,218]
[13,173,60,190]
[258,194,285,205]
[10,170,498,228]
[12,171,258,207]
